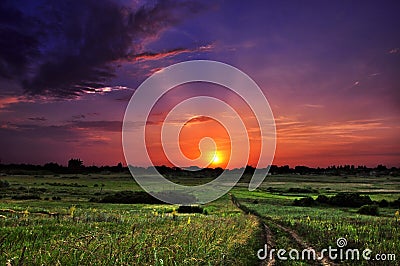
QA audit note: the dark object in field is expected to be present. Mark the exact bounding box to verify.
[12,194,41,200]
[329,192,373,207]
[316,194,329,204]
[390,198,400,208]
[46,182,87,187]
[93,191,164,204]
[293,193,373,208]
[378,199,389,207]
[357,205,379,216]
[293,197,316,207]
[52,196,62,201]
[177,205,203,214]
[61,175,80,179]
[287,187,318,193]
[0,180,10,188]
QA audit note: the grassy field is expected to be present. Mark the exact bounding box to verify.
[234,174,400,265]
[0,173,399,265]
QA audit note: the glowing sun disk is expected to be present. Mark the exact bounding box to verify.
[212,153,220,164]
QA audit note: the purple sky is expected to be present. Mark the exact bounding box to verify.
[0,0,399,167]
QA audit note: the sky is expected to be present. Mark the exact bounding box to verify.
[0,0,399,168]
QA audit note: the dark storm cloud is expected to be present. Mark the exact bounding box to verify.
[0,0,204,97]
[0,1,40,79]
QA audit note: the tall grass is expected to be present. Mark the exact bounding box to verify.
[0,202,261,265]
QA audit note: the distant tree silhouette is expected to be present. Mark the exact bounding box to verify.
[68,158,83,172]
[244,165,255,174]
[117,162,123,172]
[44,162,62,172]
[377,164,387,171]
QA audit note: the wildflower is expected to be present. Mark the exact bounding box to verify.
[23,209,29,217]
[306,216,311,222]
[171,208,177,220]
[69,205,76,217]
[187,216,191,225]
[395,210,399,217]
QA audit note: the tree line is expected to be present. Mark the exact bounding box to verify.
[0,159,398,176]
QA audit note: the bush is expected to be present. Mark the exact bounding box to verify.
[12,194,41,200]
[390,198,400,208]
[293,193,373,208]
[316,195,329,204]
[329,193,372,207]
[357,205,379,216]
[177,205,203,214]
[287,187,317,193]
[293,197,316,207]
[378,199,389,207]
[0,180,10,188]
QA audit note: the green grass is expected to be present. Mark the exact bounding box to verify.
[233,188,400,265]
[1,173,399,265]
[0,196,261,265]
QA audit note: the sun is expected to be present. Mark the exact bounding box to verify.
[212,154,220,164]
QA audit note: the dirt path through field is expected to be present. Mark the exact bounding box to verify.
[230,194,336,266]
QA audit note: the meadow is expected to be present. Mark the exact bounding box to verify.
[0,172,399,265]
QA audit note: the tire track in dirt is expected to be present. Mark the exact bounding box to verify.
[230,194,275,266]
[230,194,336,266]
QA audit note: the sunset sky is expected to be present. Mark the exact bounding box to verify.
[0,0,399,168]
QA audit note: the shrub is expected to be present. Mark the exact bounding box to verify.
[0,180,10,188]
[287,187,317,193]
[378,199,389,207]
[316,195,329,204]
[177,205,203,214]
[390,198,400,208]
[12,194,41,200]
[357,205,379,216]
[329,192,372,207]
[293,197,316,207]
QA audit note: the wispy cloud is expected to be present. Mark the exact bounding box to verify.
[275,116,392,145]
[82,86,131,95]
[129,44,214,62]
[0,96,34,109]
[303,104,324,108]
[183,116,215,125]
